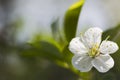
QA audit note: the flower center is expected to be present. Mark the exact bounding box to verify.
[89,44,100,58]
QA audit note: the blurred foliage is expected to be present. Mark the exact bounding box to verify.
[51,18,64,44]
[1,0,120,80]
[21,41,63,62]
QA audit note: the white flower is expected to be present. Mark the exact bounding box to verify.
[69,27,119,73]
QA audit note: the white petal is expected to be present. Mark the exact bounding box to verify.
[72,55,93,72]
[83,27,103,48]
[100,40,119,54]
[69,37,88,55]
[92,54,114,73]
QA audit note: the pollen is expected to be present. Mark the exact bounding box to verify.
[89,44,99,58]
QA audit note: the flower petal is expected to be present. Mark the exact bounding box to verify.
[69,37,88,55]
[92,54,114,73]
[83,27,103,48]
[72,55,93,72]
[100,40,119,54]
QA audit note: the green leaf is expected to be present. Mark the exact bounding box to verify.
[21,41,64,62]
[64,0,84,42]
[102,25,120,41]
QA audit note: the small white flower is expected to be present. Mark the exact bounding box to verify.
[69,27,119,73]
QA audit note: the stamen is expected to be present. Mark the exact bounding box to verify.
[89,44,99,58]
[105,35,110,41]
